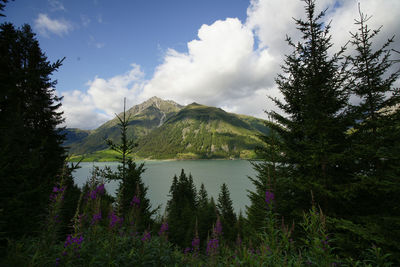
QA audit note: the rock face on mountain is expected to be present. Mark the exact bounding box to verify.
[64,97,269,160]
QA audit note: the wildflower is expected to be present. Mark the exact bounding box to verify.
[265,190,275,205]
[158,222,168,236]
[50,186,66,202]
[108,211,123,228]
[130,195,140,207]
[191,236,200,249]
[206,238,219,256]
[88,184,105,200]
[141,231,151,242]
[184,247,191,254]
[55,257,60,266]
[96,184,105,194]
[213,217,222,236]
[91,211,102,225]
[64,234,84,249]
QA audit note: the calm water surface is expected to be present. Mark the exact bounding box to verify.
[72,160,256,213]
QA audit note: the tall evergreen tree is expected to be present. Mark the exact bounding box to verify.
[166,169,198,247]
[196,183,216,250]
[217,183,236,244]
[0,23,66,240]
[254,0,350,224]
[335,8,400,259]
[0,0,10,17]
[105,98,156,230]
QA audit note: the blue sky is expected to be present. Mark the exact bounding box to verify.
[2,0,399,129]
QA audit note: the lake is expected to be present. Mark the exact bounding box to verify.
[72,160,257,214]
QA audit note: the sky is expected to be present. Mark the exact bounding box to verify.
[2,0,400,129]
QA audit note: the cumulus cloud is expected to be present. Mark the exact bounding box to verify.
[34,13,72,37]
[140,18,278,108]
[61,0,400,129]
[61,65,145,129]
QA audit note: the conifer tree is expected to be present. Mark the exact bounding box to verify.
[105,98,155,230]
[0,23,66,240]
[196,183,216,249]
[336,7,400,259]
[166,169,198,247]
[254,0,350,223]
[217,183,236,244]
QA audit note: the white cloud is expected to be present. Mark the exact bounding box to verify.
[140,17,278,114]
[34,13,72,37]
[48,0,65,12]
[61,65,145,129]
[61,0,400,129]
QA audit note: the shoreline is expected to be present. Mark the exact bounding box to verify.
[68,157,263,163]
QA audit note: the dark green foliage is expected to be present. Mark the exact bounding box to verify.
[253,0,400,263]
[0,23,66,242]
[105,99,156,231]
[331,8,400,259]
[253,0,351,230]
[196,183,217,250]
[0,0,10,17]
[217,183,237,244]
[166,169,198,248]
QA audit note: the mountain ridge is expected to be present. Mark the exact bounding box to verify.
[64,97,268,161]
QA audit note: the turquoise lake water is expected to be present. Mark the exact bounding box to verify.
[72,160,257,214]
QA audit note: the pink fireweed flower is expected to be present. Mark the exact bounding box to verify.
[91,211,102,225]
[265,190,275,205]
[213,218,222,236]
[50,186,66,202]
[158,222,168,236]
[191,236,200,256]
[206,238,219,256]
[64,234,84,249]
[88,184,105,200]
[191,236,200,249]
[108,211,123,228]
[130,195,140,207]
[96,184,105,194]
[141,231,151,242]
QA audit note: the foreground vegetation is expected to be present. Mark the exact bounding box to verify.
[3,174,394,266]
[1,0,399,266]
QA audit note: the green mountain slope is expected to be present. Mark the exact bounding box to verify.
[64,97,269,160]
[65,96,183,154]
[134,103,268,159]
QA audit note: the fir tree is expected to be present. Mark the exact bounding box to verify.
[254,0,350,224]
[196,183,216,250]
[105,98,156,230]
[217,183,237,244]
[335,7,400,259]
[166,169,198,247]
[0,23,66,241]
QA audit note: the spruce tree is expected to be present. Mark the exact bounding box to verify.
[217,183,236,244]
[196,183,216,249]
[254,0,350,223]
[105,98,156,230]
[0,23,66,240]
[166,169,198,247]
[336,8,400,259]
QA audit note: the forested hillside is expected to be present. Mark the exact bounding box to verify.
[65,98,270,160]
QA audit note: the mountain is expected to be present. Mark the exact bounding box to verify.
[65,96,182,155]
[64,97,269,161]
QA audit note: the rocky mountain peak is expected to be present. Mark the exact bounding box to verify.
[127,96,182,116]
